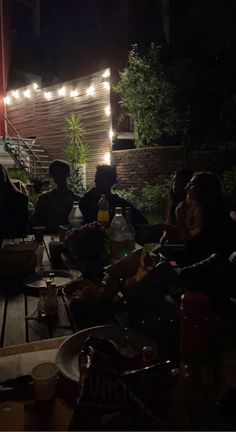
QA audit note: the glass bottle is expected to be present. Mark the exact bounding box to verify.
[68,201,83,229]
[37,284,48,319]
[124,207,135,255]
[109,207,128,260]
[97,194,109,228]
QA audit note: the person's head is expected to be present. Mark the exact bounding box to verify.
[49,159,70,187]
[95,165,117,195]
[186,171,222,209]
[172,169,193,201]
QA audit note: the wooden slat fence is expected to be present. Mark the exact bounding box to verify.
[5,69,112,186]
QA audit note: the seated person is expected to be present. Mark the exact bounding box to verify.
[31,159,80,233]
[79,164,148,228]
[228,185,236,223]
[166,169,193,225]
[136,169,193,245]
[176,252,236,309]
[0,164,29,239]
[148,172,236,265]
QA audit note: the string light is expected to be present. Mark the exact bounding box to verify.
[109,128,114,141]
[102,69,110,78]
[70,89,78,97]
[12,90,20,99]
[58,87,65,96]
[23,89,31,98]
[104,106,111,116]
[44,91,52,100]
[32,83,39,90]
[86,85,94,96]
[103,81,110,90]
[103,152,111,164]
[4,75,112,109]
[3,96,11,105]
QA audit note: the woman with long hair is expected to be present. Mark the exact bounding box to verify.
[175,171,236,262]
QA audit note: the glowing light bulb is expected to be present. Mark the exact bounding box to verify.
[32,83,39,90]
[70,89,78,97]
[109,128,114,141]
[103,81,110,90]
[44,91,52,100]
[86,85,94,96]
[104,106,111,116]
[12,90,20,99]
[103,152,111,165]
[58,87,65,96]
[102,69,110,78]
[3,96,11,105]
[23,89,31,98]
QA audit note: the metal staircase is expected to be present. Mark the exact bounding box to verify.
[0,116,51,181]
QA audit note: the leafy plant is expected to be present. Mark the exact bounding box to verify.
[65,114,90,194]
[65,114,90,165]
[221,167,236,197]
[8,169,28,183]
[115,181,170,221]
[114,43,182,147]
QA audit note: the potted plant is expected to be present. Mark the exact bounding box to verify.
[65,114,90,194]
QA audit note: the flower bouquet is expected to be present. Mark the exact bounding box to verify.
[63,222,108,278]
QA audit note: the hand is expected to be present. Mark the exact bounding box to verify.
[175,201,189,225]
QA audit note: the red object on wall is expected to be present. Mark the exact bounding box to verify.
[0,0,5,135]
[0,0,12,136]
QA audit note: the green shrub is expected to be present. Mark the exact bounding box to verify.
[114,44,182,147]
[8,169,28,183]
[115,181,170,221]
[140,182,170,216]
[221,167,236,197]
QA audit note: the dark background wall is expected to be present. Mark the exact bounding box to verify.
[112,147,236,189]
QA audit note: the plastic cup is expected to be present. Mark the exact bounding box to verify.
[31,362,58,401]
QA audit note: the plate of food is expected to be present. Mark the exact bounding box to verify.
[24,269,78,291]
[55,325,158,382]
[62,273,109,303]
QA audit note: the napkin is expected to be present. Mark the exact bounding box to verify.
[0,348,57,383]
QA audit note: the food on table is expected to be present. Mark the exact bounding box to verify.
[68,336,162,430]
[70,278,107,302]
[80,336,157,372]
[125,248,159,286]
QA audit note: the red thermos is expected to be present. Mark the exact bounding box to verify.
[180,292,215,364]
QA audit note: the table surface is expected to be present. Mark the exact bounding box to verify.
[0,236,128,349]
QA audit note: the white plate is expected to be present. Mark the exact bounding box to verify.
[55,325,158,382]
[24,270,76,289]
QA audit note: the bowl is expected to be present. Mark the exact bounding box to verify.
[62,274,111,327]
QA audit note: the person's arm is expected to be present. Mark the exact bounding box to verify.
[30,195,47,228]
[175,201,193,244]
[18,194,29,235]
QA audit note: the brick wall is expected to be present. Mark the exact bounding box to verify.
[111,146,236,189]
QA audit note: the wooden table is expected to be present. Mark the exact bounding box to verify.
[0,236,125,348]
[0,337,77,431]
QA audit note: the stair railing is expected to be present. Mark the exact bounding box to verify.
[3,115,39,179]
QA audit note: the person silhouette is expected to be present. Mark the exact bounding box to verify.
[0,164,29,239]
[31,159,80,233]
[80,164,147,227]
